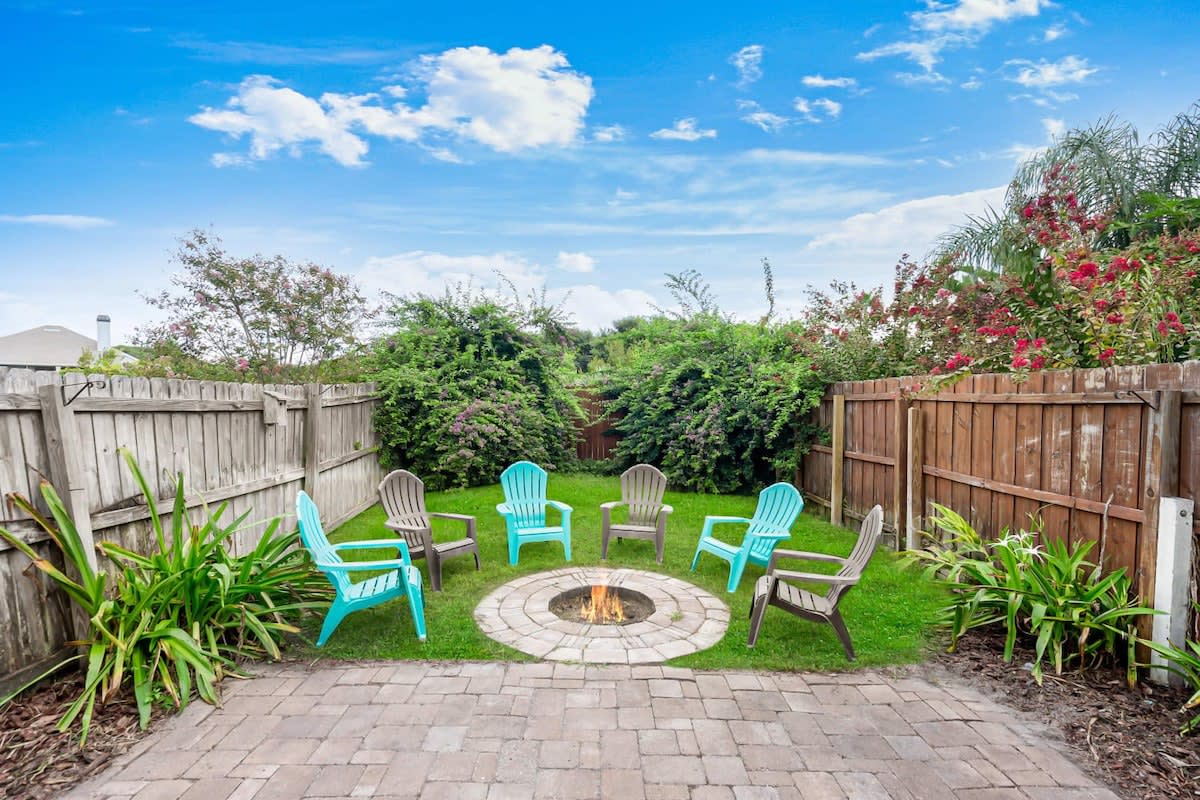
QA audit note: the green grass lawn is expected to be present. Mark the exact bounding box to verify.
[296,474,946,672]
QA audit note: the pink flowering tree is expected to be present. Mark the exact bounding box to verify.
[137,230,371,381]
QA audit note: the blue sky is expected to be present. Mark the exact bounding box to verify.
[2,0,1199,342]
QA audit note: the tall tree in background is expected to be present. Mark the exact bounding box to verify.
[138,230,370,379]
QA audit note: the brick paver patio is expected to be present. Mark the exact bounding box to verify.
[61,661,1120,800]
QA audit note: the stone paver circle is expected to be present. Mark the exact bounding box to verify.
[474,567,730,664]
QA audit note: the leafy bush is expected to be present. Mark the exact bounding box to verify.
[373,289,583,489]
[906,505,1151,684]
[1141,606,1200,734]
[602,315,823,494]
[0,450,329,743]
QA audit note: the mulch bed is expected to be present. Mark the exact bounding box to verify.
[2,640,1198,799]
[928,629,1200,799]
[0,674,148,800]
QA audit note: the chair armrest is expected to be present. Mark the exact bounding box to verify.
[334,539,411,553]
[429,512,476,539]
[660,504,674,515]
[599,501,625,510]
[766,548,847,572]
[385,518,425,533]
[546,500,573,513]
[496,503,512,515]
[771,568,859,586]
[318,558,409,572]
[704,515,752,525]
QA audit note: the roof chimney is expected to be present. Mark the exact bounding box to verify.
[96,314,111,353]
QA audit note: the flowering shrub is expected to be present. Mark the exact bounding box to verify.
[372,292,581,489]
[601,316,823,493]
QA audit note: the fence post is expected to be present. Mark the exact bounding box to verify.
[1137,390,1181,643]
[37,383,97,641]
[1150,496,1194,686]
[304,383,322,502]
[905,406,924,551]
[830,394,845,527]
[891,392,909,550]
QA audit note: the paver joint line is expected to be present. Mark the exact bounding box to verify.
[61,660,1117,800]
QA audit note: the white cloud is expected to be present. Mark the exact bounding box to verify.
[729,44,764,87]
[355,250,651,330]
[737,100,788,132]
[960,76,983,89]
[190,45,595,166]
[1005,55,1097,87]
[807,185,1007,256]
[1043,23,1066,41]
[555,251,595,273]
[792,98,842,123]
[812,98,842,119]
[592,124,627,143]
[912,0,1052,34]
[740,149,891,167]
[0,214,114,229]
[650,118,717,141]
[1043,117,1066,139]
[857,38,950,75]
[858,0,1052,79]
[802,75,859,89]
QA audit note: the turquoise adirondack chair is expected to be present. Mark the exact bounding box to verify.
[496,461,573,565]
[296,491,427,645]
[689,482,805,592]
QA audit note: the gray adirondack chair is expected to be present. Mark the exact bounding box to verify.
[378,469,480,591]
[747,504,883,660]
[600,464,673,563]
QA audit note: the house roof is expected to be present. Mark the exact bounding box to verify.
[0,325,135,369]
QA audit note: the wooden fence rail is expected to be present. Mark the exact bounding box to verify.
[0,368,385,684]
[799,362,1200,641]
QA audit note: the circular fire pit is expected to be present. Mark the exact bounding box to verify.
[474,567,729,664]
[549,585,656,625]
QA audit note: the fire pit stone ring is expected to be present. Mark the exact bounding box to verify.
[474,567,730,664]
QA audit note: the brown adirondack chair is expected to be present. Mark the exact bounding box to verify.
[747,504,883,660]
[378,469,480,591]
[600,464,672,564]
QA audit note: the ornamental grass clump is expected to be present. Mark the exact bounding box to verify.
[906,504,1152,685]
[0,449,330,743]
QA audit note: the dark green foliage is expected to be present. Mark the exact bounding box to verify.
[906,505,1151,685]
[372,288,583,489]
[602,316,824,494]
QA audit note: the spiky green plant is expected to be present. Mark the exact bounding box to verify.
[0,449,329,743]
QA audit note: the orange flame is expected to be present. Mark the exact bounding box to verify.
[581,585,625,623]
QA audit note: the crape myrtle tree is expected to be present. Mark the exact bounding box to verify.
[136,230,371,381]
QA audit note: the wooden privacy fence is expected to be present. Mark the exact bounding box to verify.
[575,390,621,461]
[799,362,1200,639]
[0,368,385,683]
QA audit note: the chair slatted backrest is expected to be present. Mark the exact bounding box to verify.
[622,464,668,527]
[500,461,548,528]
[828,504,884,604]
[746,482,804,559]
[379,470,429,549]
[296,490,351,595]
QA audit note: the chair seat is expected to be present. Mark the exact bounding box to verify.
[345,570,401,601]
[610,523,658,535]
[699,537,741,558]
[755,575,832,616]
[516,525,564,536]
[432,538,477,555]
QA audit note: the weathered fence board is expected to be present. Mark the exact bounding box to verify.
[0,369,384,682]
[802,362,1200,641]
[575,391,620,461]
